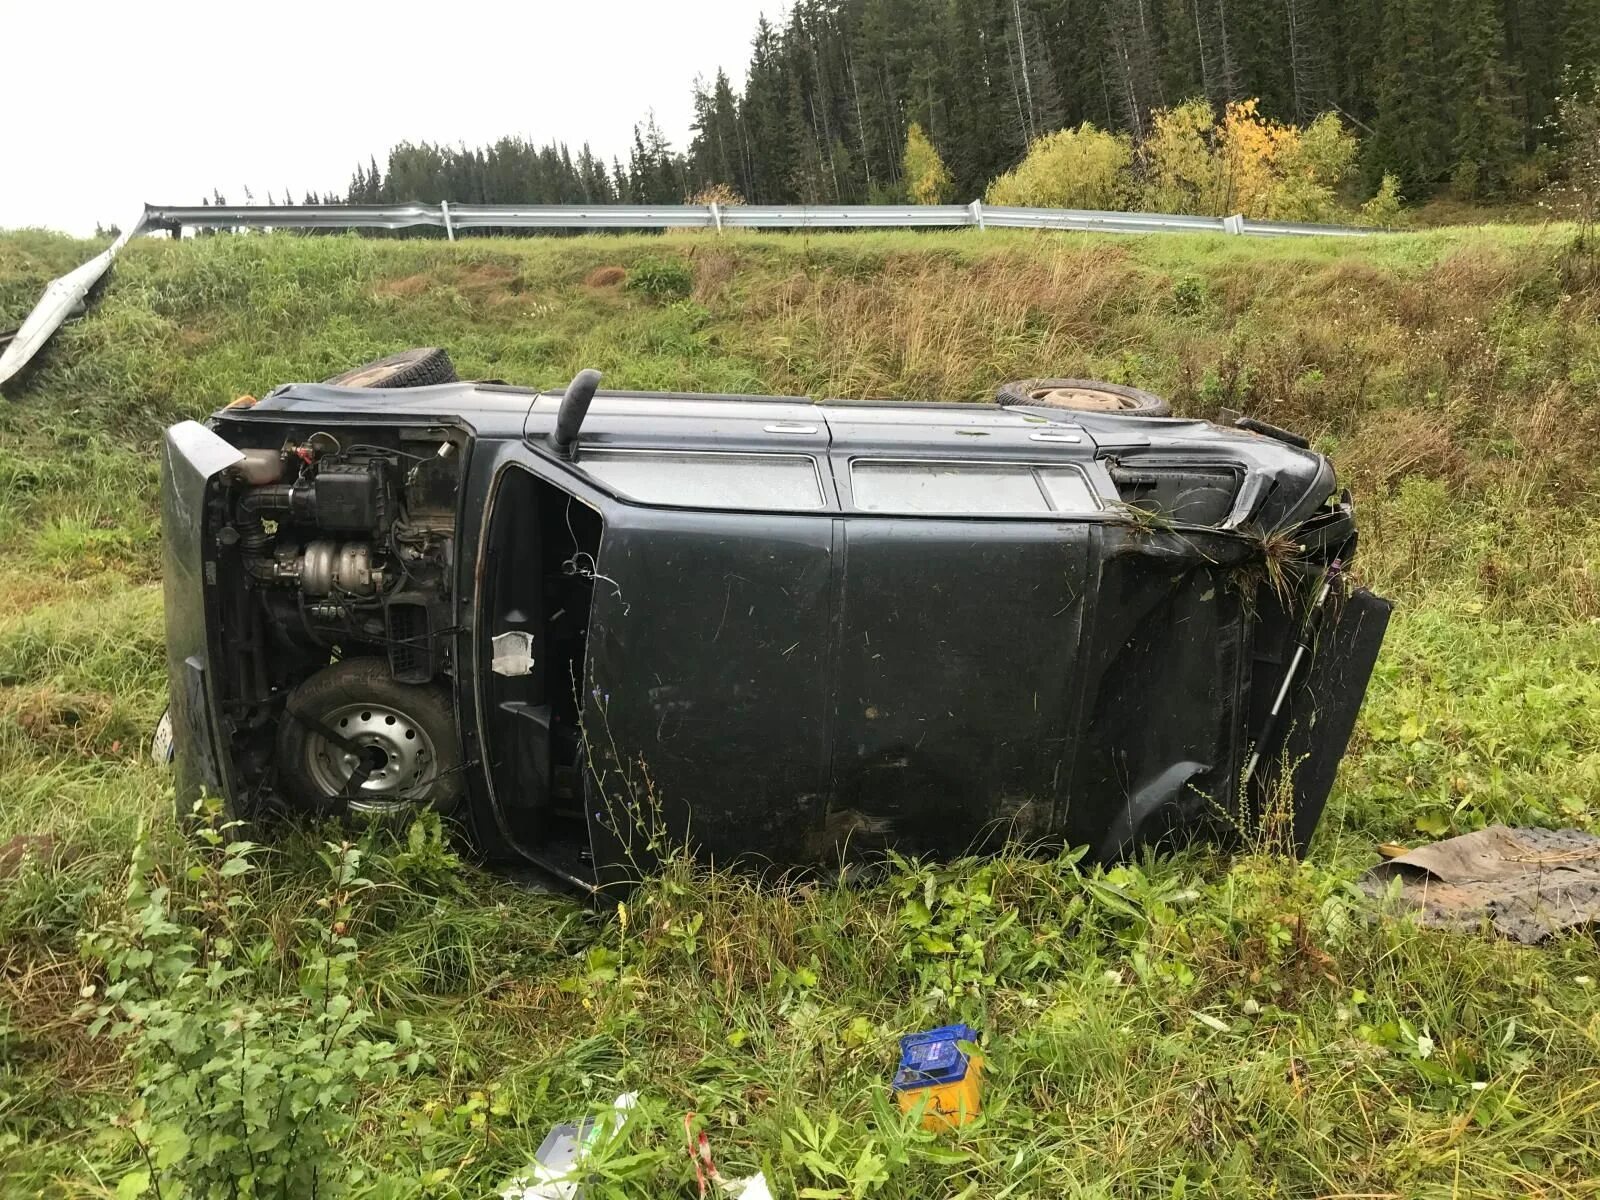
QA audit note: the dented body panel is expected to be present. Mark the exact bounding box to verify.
[161,379,1390,886]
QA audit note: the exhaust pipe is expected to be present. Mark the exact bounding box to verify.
[553,368,601,460]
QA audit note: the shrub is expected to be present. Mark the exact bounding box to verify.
[1451,158,1484,201]
[1140,99,1358,220]
[624,256,693,301]
[1507,148,1555,198]
[1140,98,1221,213]
[1214,99,1300,215]
[1360,173,1405,227]
[78,811,423,1199]
[1170,274,1209,314]
[985,123,1133,209]
[1554,83,1600,238]
[687,182,744,207]
[1273,112,1360,220]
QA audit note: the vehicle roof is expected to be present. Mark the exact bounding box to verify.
[237,379,1336,529]
[249,379,1312,463]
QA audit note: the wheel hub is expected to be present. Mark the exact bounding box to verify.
[303,701,437,816]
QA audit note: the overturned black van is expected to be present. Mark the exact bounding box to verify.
[160,350,1390,890]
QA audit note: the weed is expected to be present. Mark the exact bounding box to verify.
[623,256,693,301]
[1170,274,1209,314]
[77,804,425,1198]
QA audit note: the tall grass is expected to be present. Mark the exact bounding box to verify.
[1,226,1598,1196]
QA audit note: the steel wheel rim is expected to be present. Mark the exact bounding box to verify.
[1029,386,1134,411]
[304,701,437,817]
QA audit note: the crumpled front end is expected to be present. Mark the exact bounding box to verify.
[1241,497,1392,854]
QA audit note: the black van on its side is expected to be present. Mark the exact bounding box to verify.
[160,352,1389,890]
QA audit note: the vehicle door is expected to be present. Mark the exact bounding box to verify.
[822,407,1106,859]
[526,396,841,873]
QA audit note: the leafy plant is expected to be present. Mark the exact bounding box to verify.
[77,807,424,1199]
[784,1110,891,1199]
[1140,100,1358,219]
[624,257,693,301]
[890,852,1086,1010]
[985,123,1133,210]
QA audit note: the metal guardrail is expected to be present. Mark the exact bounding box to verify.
[141,200,1374,240]
[1,199,1375,391]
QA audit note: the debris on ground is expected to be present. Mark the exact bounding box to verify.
[1362,825,1600,943]
[890,1024,984,1129]
[499,1092,637,1200]
[684,1113,771,1198]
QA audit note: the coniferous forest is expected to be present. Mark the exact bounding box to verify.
[263,0,1600,213]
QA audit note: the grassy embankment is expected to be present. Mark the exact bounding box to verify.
[1,225,1598,1197]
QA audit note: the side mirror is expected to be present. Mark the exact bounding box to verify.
[553,368,602,460]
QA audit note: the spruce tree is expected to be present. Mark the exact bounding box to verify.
[1366,0,1452,193]
[1449,0,1521,196]
[308,0,1576,214]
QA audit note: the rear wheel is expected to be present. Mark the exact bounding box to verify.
[324,347,458,389]
[996,378,1171,417]
[277,658,462,820]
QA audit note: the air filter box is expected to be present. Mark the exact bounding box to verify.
[313,462,384,532]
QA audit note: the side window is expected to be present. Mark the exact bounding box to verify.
[849,460,1100,515]
[579,449,827,511]
[1036,467,1098,513]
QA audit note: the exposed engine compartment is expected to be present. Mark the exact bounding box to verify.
[206,421,467,812]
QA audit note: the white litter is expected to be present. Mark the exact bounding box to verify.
[500,1092,637,1200]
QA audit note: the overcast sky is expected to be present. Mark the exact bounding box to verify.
[2,0,777,236]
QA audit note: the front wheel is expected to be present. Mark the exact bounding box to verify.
[276,659,462,820]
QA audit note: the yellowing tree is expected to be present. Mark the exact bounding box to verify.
[1141,99,1221,214]
[902,124,952,205]
[1216,99,1297,215]
[985,123,1133,209]
[1140,99,1357,220]
[1272,112,1359,220]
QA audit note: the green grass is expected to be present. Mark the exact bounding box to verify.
[2,226,1599,1197]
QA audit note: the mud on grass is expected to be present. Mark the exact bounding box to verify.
[1,226,1599,1196]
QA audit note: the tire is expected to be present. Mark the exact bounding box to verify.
[996,378,1171,417]
[276,658,462,820]
[324,347,458,389]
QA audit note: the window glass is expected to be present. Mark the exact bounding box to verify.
[580,450,825,511]
[1036,468,1099,513]
[850,461,1098,515]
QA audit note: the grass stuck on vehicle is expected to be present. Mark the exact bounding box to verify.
[1,227,1599,1198]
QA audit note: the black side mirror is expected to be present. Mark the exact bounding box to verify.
[553,368,602,460]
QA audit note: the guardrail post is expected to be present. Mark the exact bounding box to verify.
[968,199,985,231]
[440,201,456,242]
[709,202,723,234]
[1223,214,1245,236]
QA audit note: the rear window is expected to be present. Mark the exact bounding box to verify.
[849,460,1099,515]
[580,449,827,511]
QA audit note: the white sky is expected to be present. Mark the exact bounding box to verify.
[1,0,777,236]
